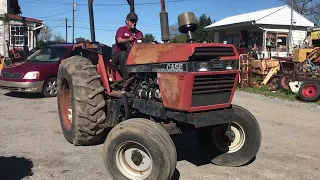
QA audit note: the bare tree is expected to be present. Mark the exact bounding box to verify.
[53,34,65,43]
[37,25,53,42]
[280,0,320,25]
[168,23,181,39]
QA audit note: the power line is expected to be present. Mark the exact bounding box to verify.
[50,25,161,35]
[20,0,190,6]
[19,3,42,17]
[35,10,72,18]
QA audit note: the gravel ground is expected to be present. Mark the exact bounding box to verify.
[0,89,319,180]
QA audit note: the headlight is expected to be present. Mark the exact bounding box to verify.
[198,62,208,71]
[23,71,40,79]
[226,61,233,70]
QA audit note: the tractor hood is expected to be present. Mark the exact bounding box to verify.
[126,43,239,65]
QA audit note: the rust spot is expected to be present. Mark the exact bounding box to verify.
[127,43,194,65]
[159,73,180,106]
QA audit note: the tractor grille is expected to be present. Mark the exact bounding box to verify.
[191,73,236,107]
[189,46,235,61]
[2,71,23,79]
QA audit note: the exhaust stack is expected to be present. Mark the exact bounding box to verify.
[160,0,170,43]
[127,0,135,13]
[88,0,95,42]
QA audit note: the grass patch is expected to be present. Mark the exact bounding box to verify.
[237,85,320,105]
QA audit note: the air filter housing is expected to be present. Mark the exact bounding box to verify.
[178,12,198,43]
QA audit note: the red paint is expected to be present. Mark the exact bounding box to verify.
[157,70,240,112]
[0,44,75,83]
[302,84,317,98]
[97,54,122,96]
[126,43,239,65]
[97,54,111,94]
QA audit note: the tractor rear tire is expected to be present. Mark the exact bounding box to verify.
[103,118,177,180]
[196,104,261,167]
[57,55,107,146]
[297,80,320,102]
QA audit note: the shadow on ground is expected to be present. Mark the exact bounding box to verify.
[170,131,257,179]
[0,156,34,180]
[4,92,44,99]
[172,131,213,166]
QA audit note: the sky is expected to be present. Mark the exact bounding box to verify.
[18,0,285,45]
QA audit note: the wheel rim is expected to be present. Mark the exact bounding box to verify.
[302,84,317,98]
[280,75,289,89]
[46,78,58,95]
[59,78,72,131]
[116,141,153,179]
[212,122,246,153]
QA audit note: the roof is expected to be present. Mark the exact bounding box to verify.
[205,5,314,30]
[4,14,43,24]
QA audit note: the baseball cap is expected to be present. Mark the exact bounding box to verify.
[126,12,138,20]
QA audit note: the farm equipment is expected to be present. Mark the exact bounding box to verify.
[56,0,262,179]
[280,48,320,102]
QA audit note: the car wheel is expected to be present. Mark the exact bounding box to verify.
[42,77,58,97]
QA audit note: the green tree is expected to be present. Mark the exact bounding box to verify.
[144,33,155,42]
[170,34,187,43]
[194,14,214,43]
[169,14,214,43]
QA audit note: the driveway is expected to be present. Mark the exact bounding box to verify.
[0,90,319,180]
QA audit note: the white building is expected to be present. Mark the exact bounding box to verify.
[0,0,44,57]
[204,5,314,58]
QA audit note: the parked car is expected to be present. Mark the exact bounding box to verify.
[0,44,76,97]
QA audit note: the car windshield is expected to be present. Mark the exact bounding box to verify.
[27,46,68,62]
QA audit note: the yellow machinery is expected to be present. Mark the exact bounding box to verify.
[311,28,320,47]
[0,56,5,71]
[292,48,314,62]
[250,59,280,75]
[291,28,320,62]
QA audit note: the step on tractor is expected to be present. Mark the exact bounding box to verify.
[56,0,262,179]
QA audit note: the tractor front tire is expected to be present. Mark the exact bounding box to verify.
[196,104,261,167]
[57,56,107,146]
[103,118,177,180]
[297,80,320,102]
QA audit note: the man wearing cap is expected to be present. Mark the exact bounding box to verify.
[113,12,144,80]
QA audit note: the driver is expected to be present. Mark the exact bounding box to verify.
[113,12,143,80]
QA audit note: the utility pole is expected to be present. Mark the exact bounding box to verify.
[72,0,75,43]
[65,18,68,43]
[288,0,293,57]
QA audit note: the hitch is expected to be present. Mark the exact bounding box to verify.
[224,123,235,142]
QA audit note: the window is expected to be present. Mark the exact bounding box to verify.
[10,26,28,46]
[27,46,68,62]
[226,35,239,47]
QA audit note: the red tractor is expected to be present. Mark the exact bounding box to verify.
[56,0,261,179]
